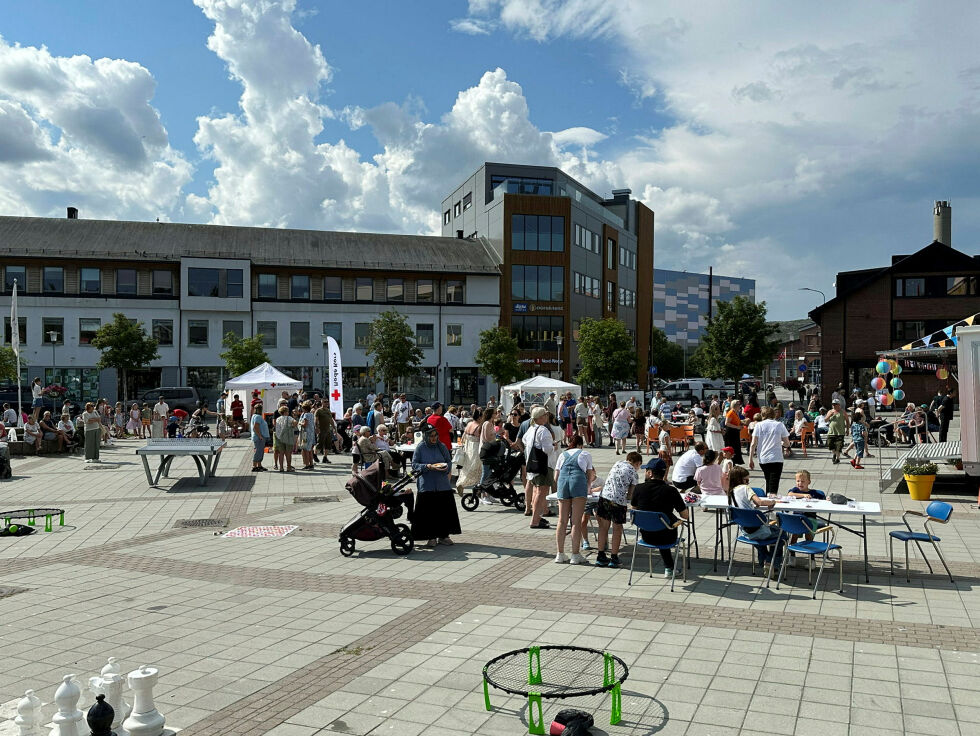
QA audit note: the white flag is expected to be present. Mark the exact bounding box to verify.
[326,336,343,420]
[9,280,18,357]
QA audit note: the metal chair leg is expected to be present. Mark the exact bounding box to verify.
[912,537,934,574]
[905,541,911,584]
[889,535,894,576]
[774,551,789,590]
[838,551,844,593]
[932,541,955,583]
[648,547,653,578]
[726,538,738,580]
[628,533,638,586]
[813,550,829,599]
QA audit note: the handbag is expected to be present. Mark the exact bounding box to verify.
[525,427,549,474]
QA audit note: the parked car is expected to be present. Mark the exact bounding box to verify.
[139,386,203,414]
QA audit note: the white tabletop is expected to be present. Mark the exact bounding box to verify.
[699,494,731,510]
[773,498,882,516]
[396,444,417,453]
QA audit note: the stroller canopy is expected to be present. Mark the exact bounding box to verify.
[500,375,582,414]
[223,362,302,418]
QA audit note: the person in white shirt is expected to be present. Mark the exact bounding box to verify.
[650,391,664,414]
[671,441,707,491]
[152,397,169,438]
[522,406,555,530]
[393,394,412,437]
[365,392,377,409]
[1,403,17,427]
[748,406,791,496]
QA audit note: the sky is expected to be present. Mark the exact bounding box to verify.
[2,0,980,320]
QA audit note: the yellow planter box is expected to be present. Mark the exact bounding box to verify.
[904,473,935,501]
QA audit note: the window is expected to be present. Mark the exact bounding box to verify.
[893,320,926,341]
[323,276,342,301]
[114,268,136,295]
[42,318,64,344]
[895,277,925,297]
[443,209,451,225]
[152,319,173,345]
[592,232,600,253]
[222,320,244,341]
[574,225,600,254]
[4,265,25,292]
[386,278,404,302]
[511,266,564,302]
[511,316,564,350]
[573,272,600,298]
[78,318,100,345]
[257,273,277,298]
[322,322,342,348]
[291,274,310,300]
[4,317,26,345]
[618,246,635,269]
[187,267,244,298]
[152,270,174,296]
[607,281,615,311]
[446,324,462,347]
[490,175,553,199]
[256,320,277,348]
[947,276,977,296]
[453,201,461,217]
[416,279,434,303]
[607,239,616,270]
[290,321,310,348]
[618,288,636,308]
[355,277,373,302]
[43,267,64,294]
[416,323,434,348]
[187,319,209,346]
[80,268,101,294]
[354,323,371,350]
[462,192,472,211]
[446,279,464,304]
[511,214,564,252]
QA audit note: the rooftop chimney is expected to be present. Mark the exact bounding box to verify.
[67,206,78,219]
[933,200,950,246]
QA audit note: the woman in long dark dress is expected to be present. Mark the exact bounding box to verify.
[411,426,461,547]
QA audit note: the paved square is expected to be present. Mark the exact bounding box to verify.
[1,421,977,735]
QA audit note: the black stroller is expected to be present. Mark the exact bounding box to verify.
[460,441,526,512]
[339,463,415,556]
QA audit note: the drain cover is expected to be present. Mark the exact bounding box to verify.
[293,496,340,503]
[174,518,229,528]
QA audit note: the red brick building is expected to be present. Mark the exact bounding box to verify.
[810,240,980,406]
[765,320,822,387]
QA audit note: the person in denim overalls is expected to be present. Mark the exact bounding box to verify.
[555,435,596,565]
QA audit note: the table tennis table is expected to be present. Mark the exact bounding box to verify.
[136,438,227,487]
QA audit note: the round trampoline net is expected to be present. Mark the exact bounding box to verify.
[483,646,629,699]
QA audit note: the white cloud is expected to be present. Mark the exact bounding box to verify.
[551,126,607,149]
[449,18,494,35]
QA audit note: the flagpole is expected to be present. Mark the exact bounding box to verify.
[11,280,21,426]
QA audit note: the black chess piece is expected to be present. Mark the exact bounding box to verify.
[87,693,115,736]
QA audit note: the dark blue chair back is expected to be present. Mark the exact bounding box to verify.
[631,509,673,533]
[776,512,818,536]
[926,501,953,522]
[730,506,769,530]
[752,487,766,498]
[808,489,826,500]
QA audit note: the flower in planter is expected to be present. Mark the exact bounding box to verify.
[903,460,938,476]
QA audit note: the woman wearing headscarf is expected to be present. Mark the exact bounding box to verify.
[411,425,461,547]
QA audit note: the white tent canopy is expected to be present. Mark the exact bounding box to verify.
[500,375,582,413]
[223,363,303,417]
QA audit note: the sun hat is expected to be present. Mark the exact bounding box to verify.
[531,406,548,421]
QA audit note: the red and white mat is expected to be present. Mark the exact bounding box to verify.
[223,525,298,538]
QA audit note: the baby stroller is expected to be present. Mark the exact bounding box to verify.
[460,441,526,512]
[339,463,415,556]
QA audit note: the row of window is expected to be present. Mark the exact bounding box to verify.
[618,287,637,308]
[573,272,601,299]
[444,192,474,224]
[511,315,564,350]
[893,319,955,342]
[618,247,637,270]
[511,214,565,252]
[511,265,564,302]
[187,268,243,298]
[895,275,978,298]
[490,175,553,200]
[574,224,601,254]
[255,274,464,303]
[4,265,174,296]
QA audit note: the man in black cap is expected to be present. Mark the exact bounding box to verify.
[631,458,689,579]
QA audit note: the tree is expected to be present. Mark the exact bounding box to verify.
[0,346,25,383]
[576,318,637,391]
[220,333,270,378]
[475,327,524,388]
[366,310,424,393]
[695,296,777,381]
[91,313,160,403]
[649,327,684,380]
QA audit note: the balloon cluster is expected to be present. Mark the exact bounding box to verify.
[873,358,905,405]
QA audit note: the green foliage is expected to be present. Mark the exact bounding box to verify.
[475,326,524,387]
[220,333,271,378]
[91,313,159,402]
[366,310,424,392]
[903,460,938,476]
[576,318,637,391]
[695,296,777,381]
[649,327,684,380]
[0,346,25,383]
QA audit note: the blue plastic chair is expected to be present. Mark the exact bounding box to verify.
[773,512,843,598]
[628,510,686,592]
[889,501,954,583]
[726,507,782,582]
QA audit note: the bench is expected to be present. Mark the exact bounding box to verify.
[135,438,227,487]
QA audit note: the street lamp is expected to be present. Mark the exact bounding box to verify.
[47,330,59,377]
[555,335,564,379]
[321,334,329,391]
[798,287,826,304]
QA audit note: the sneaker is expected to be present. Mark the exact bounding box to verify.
[555,553,570,564]
[608,554,621,568]
[581,539,591,551]
[664,568,674,578]
[438,537,454,545]
[569,553,589,565]
[595,551,609,567]
[481,494,496,505]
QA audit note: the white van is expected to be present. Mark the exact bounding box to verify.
[662,380,714,403]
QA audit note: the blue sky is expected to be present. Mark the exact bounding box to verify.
[2,0,979,319]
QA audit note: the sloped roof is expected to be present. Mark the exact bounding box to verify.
[0,215,500,273]
[768,319,814,344]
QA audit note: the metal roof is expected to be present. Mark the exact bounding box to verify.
[0,216,501,274]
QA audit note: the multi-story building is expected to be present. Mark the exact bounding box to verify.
[765,320,822,387]
[441,163,656,387]
[0,213,501,406]
[653,268,756,350]
[810,202,980,404]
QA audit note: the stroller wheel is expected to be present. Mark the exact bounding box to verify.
[391,524,414,555]
[339,536,356,557]
[513,494,526,512]
[460,493,479,512]
[499,494,514,507]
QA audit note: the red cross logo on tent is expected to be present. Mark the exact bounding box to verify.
[331,389,341,401]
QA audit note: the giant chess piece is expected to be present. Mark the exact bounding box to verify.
[87,694,115,736]
[14,689,42,736]
[100,674,127,734]
[122,666,165,736]
[52,674,85,736]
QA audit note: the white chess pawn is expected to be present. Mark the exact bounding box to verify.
[123,665,165,736]
[101,657,122,678]
[14,689,41,736]
[52,675,84,736]
[101,673,128,733]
